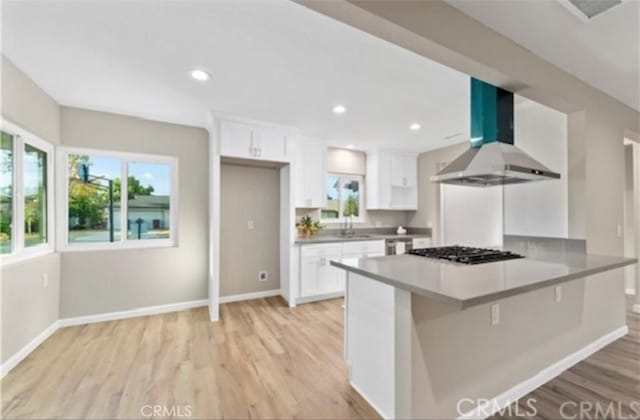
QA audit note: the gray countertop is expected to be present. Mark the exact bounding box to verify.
[331,252,636,308]
[295,233,430,245]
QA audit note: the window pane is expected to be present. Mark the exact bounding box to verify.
[321,175,340,220]
[127,161,171,240]
[342,179,360,218]
[68,154,121,243]
[24,144,47,247]
[0,132,13,254]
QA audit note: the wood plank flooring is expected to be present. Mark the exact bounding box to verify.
[1,298,377,419]
[1,296,638,419]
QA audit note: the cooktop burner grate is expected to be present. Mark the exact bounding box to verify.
[408,246,524,265]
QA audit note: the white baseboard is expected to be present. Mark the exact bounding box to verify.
[219,289,281,304]
[350,381,389,420]
[295,291,344,305]
[457,325,629,420]
[1,321,59,378]
[626,288,636,296]
[59,299,209,327]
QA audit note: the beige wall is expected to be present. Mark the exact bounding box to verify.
[59,107,209,317]
[567,111,587,239]
[408,142,468,244]
[327,147,366,175]
[1,56,61,364]
[220,163,280,296]
[411,270,626,418]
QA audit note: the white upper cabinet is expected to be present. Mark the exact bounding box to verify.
[367,150,418,210]
[219,120,289,162]
[293,137,327,208]
[390,153,417,187]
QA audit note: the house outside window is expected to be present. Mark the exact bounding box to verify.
[321,174,363,223]
[58,148,178,250]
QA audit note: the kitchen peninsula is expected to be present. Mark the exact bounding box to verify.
[332,248,636,419]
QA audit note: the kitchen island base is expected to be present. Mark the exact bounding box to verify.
[344,269,628,419]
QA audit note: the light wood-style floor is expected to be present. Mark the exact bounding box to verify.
[1,298,377,419]
[1,296,638,419]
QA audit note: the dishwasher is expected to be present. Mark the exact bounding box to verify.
[386,236,432,255]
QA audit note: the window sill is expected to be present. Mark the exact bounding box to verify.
[58,239,177,253]
[1,247,56,267]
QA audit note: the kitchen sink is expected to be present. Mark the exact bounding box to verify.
[337,234,373,239]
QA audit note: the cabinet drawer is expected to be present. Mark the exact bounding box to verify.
[341,240,385,255]
[300,243,342,258]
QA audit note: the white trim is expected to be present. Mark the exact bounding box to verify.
[58,299,208,327]
[295,291,344,305]
[456,325,629,420]
[219,289,281,304]
[626,288,636,296]
[349,381,388,420]
[1,321,59,378]
[0,118,55,263]
[56,146,179,251]
[320,173,365,224]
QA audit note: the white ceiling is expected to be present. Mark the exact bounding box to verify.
[447,0,640,112]
[1,0,471,153]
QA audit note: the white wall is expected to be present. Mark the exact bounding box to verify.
[441,185,503,247]
[504,99,568,238]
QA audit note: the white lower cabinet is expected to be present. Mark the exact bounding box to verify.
[297,240,384,303]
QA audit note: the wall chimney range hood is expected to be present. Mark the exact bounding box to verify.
[431,79,561,187]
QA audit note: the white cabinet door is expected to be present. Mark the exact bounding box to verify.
[300,255,321,297]
[257,126,288,162]
[220,121,254,159]
[320,254,344,293]
[390,153,417,187]
[305,139,327,208]
[293,140,307,207]
[368,150,418,210]
[293,137,327,208]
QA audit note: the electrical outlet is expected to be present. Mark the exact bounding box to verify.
[616,224,622,238]
[42,273,49,288]
[258,271,268,282]
[248,220,255,230]
[491,304,500,326]
[555,286,562,303]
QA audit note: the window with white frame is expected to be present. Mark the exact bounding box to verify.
[1,120,54,261]
[58,148,178,250]
[321,174,363,222]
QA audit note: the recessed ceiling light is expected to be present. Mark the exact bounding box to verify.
[410,123,421,131]
[190,69,210,81]
[333,104,347,114]
[346,144,355,149]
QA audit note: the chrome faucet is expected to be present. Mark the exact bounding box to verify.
[342,215,355,237]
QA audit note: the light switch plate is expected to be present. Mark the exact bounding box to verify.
[555,286,562,303]
[491,304,500,326]
[248,220,255,230]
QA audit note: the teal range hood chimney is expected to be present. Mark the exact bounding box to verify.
[431,78,560,187]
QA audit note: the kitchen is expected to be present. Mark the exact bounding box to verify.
[1,1,639,419]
